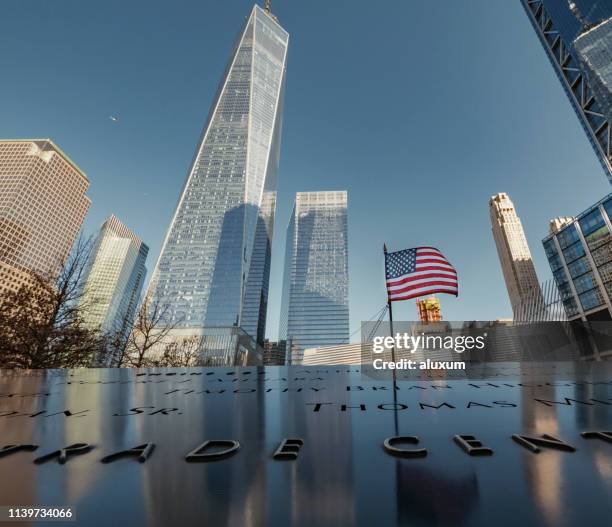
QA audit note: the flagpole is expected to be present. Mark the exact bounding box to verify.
[383,244,397,365]
[384,244,399,437]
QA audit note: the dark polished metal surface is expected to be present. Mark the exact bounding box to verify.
[1,363,612,526]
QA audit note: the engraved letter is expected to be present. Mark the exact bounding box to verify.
[581,431,612,444]
[273,439,304,460]
[34,443,93,464]
[512,434,576,453]
[0,444,38,458]
[185,440,240,462]
[454,435,493,456]
[101,443,155,463]
[383,436,427,458]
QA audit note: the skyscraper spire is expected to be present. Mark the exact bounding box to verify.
[263,0,278,21]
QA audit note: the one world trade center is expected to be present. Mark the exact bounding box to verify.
[147,3,288,348]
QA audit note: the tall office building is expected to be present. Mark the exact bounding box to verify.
[80,215,148,340]
[521,0,612,183]
[490,193,542,317]
[543,193,612,322]
[147,4,288,345]
[0,139,90,294]
[280,191,349,364]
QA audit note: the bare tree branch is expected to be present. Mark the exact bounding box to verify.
[156,335,205,367]
[115,295,180,368]
[0,235,104,369]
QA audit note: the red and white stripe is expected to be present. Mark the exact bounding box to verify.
[386,247,458,302]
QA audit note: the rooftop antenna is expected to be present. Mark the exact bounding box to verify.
[568,1,595,32]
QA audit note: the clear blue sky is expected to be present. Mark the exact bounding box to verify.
[1,0,610,339]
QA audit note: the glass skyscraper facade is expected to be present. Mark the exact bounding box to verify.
[521,0,612,182]
[543,193,612,322]
[575,15,612,125]
[280,191,349,364]
[147,5,288,344]
[80,215,148,342]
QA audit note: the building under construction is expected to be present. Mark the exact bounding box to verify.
[416,296,442,323]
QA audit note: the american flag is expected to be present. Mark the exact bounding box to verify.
[385,247,458,302]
